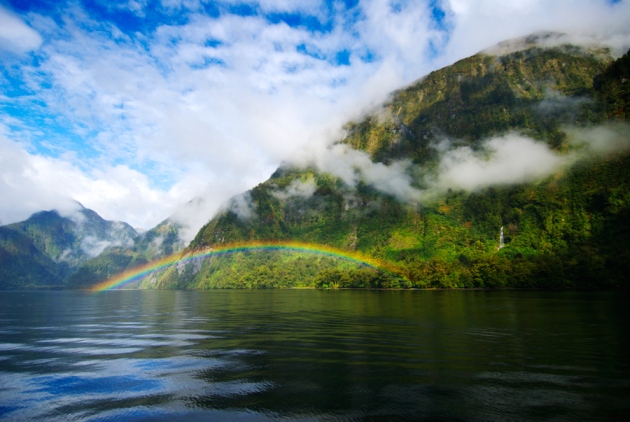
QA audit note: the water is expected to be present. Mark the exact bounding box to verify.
[1,290,629,421]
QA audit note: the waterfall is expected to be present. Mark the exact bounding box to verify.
[498,226,505,250]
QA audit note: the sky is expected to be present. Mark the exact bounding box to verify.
[1,0,629,234]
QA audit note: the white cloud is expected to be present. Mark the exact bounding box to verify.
[0,6,42,53]
[0,131,78,224]
[0,130,208,228]
[443,0,630,63]
[222,191,256,220]
[289,125,630,205]
[432,135,568,192]
[170,195,231,243]
[292,142,422,203]
[257,0,324,14]
[79,235,133,258]
[429,126,630,194]
[2,0,630,235]
[291,135,563,204]
[272,177,317,200]
[566,123,630,157]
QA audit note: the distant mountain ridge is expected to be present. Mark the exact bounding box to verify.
[0,196,208,289]
[8,207,137,264]
[0,205,137,289]
[65,197,212,289]
[66,216,186,289]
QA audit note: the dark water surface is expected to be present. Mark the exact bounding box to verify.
[1,290,629,421]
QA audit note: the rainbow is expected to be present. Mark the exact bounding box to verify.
[90,241,397,292]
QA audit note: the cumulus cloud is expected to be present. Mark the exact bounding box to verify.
[428,125,630,194]
[80,236,128,258]
[150,235,165,249]
[0,130,204,228]
[534,89,591,119]
[293,135,564,204]
[74,219,136,258]
[170,197,221,243]
[484,31,627,58]
[2,0,448,229]
[0,6,42,53]
[443,0,630,64]
[289,124,630,206]
[0,131,79,224]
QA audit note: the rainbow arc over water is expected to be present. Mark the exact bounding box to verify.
[91,241,398,292]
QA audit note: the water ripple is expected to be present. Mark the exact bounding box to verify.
[1,290,629,421]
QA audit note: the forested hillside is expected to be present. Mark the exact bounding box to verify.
[0,200,191,290]
[148,41,630,290]
[66,217,185,289]
[0,226,64,289]
[0,206,138,289]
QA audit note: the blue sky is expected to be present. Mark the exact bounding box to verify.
[1,0,629,234]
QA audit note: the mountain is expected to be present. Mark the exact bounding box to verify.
[66,217,186,289]
[0,205,137,289]
[4,34,627,291]
[0,227,64,289]
[65,197,212,288]
[143,35,630,290]
[0,195,210,289]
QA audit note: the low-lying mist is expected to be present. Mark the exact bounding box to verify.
[166,121,630,247]
[285,123,630,204]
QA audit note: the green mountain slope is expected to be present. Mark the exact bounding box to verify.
[0,227,64,289]
[67,217,186,288]
[147,39,630,290]
[345,44,611,163]
[0,205,137,289]
[67,196,216,288]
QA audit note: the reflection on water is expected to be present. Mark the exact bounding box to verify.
[1,290,629,420]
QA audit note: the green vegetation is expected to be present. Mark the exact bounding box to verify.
[345,46,611,163]
[66,218,185,289]
[67,248,138,289]
[0,207,138,289]
[0,227,64,289]
[155,44,630,290]
[0,202,187,290]
[141,250,402,290]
